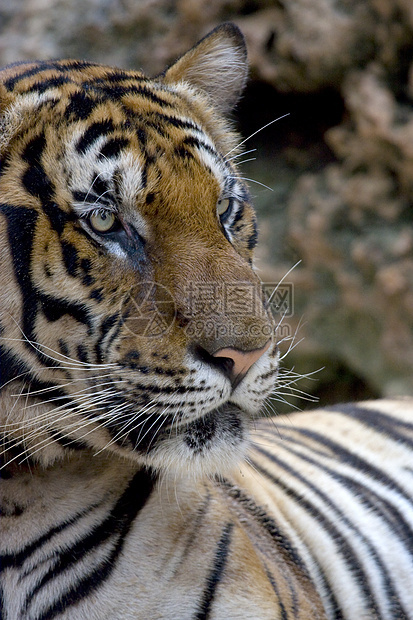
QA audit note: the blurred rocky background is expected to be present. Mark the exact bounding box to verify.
[1,0,412,409]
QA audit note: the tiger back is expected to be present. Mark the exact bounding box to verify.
[1,22,413,620]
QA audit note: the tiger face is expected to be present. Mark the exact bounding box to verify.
[0,24,278,477]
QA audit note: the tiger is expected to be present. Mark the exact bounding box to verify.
[0,20,413,620]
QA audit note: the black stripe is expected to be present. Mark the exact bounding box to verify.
[330,403,413,448]
[91,174,111,201]
[3,60,100,91]
[61,240,79,277]
[121,109,199,141]
[182,135,218,157]
[86,70,146,85]
[136,127,147,146]
[0,342,31,389]
[251,449,395,619]
[99,137,129,159]
[65,91,98,120]
[0,435,36,472]
[3,62,61,90]
[106,377,205,395]
[195,521,233,620]
[340,474,413,556]
[175,136,217,163]
[1,198,82,377]
[229,203,245,228]
[141,118,168,139]
[56,60,99,72]
[79,257,93,276]
[274,423,413,504]
[72,187,113,211]
[0,204,43,361]
[0,502,102,572]
[72,189,94,204]
[95,84,174,108]
[29,75,71,94]
[95,313,120,363]
[121,409,176,453]
[174,146,194,161]
[244,457,344,620]
[22,134,73,237]
[57,338,70,358]
[76,344,90,363]
[0,586,4,620]
[42,201,73,236]
[76,120,115,154]
[264,565,289,620]
[28,378,71,406]
[266,432,412,617]
[218,480,308,573]
[246,221,258,250]
[38,292,93,334]
[25,468,156,620]
[100,311,127,356]
[157,113,200,132]
[48,430,89,452]
[89,288,104,302]
[22,134,55,203]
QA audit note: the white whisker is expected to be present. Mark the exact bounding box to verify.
[233,157,256,166]
[229,175,274,192]
[93,401,158,455]
[266,261,302,306]
[226,148,257,162]
[225,114,290,157]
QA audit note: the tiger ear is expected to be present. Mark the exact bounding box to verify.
[162,23,248,114]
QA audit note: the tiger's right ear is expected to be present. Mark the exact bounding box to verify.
[161,23,248,114]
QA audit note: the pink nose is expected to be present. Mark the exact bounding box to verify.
[212,340,271,387]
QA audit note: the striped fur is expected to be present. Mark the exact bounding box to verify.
[2,399,413,618]
[1,23,413,619]
[0,23,276,478]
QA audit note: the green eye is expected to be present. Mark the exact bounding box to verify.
[88,210,117,233]
[217,198,231,218]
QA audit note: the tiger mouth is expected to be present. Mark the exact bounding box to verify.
[182,403,246,454]
[118,402,247,456]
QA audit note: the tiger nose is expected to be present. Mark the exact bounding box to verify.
[212,340,271,388]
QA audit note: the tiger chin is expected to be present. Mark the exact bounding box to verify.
[0,22,279,479]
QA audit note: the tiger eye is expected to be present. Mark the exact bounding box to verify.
[89,211,117,233]
[216,198,231,217]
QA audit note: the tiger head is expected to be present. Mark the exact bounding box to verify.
[0,24,279,477]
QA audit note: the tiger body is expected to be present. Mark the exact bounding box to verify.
[2,398,413,619]
[0,23,412,619]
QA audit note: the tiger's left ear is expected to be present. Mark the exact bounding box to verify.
[162,23,248,114]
